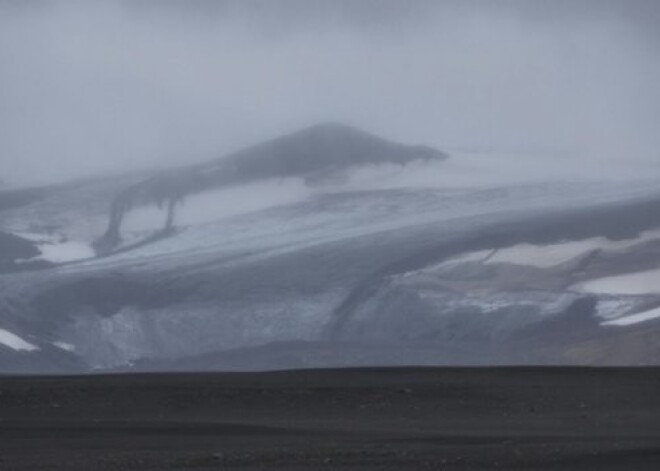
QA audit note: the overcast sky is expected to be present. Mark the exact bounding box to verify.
[1,0,659,186]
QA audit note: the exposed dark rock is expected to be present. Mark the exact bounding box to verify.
[0,231,41,272]
[95,123,448,252]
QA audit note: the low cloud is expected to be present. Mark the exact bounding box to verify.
[1,0,659,186]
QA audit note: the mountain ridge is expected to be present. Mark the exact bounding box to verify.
[95,123,448,251]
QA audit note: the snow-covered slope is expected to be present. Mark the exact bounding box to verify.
[2,127,660,372]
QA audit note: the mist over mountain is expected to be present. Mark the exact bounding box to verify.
[1,0,659,186]
[0,5,660,471]
[93,122,447,250]
[3,4,660,470]
[0,1,660,374]
[1,120,660,373]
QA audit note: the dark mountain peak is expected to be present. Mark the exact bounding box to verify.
[0,231,41,272]
[221,122,448,177]
[95,124,448,251]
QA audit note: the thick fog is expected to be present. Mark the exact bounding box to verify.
[1,0,659,187]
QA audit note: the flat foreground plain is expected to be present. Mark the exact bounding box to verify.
[0,368,658,470]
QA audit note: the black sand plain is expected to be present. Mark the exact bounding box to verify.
[0,367,659,470]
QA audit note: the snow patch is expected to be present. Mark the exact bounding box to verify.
[13,232,95,264]
[0,329,39,352]
[594,297,645,320]
[602,305,660,326]
[442,228,660,269]
[37,240,95,263]
[486,240,600,267]
[53,341,75,352]
[575,268,660,296]
[441,242,591,269]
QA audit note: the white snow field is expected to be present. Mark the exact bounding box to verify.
[37,240,95,263]
[3,156,660,369]
[442,228,660,269]
[0,329,39,352]
[575,268,660,296]
[13,233,95,264]
[602,305,660,326]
